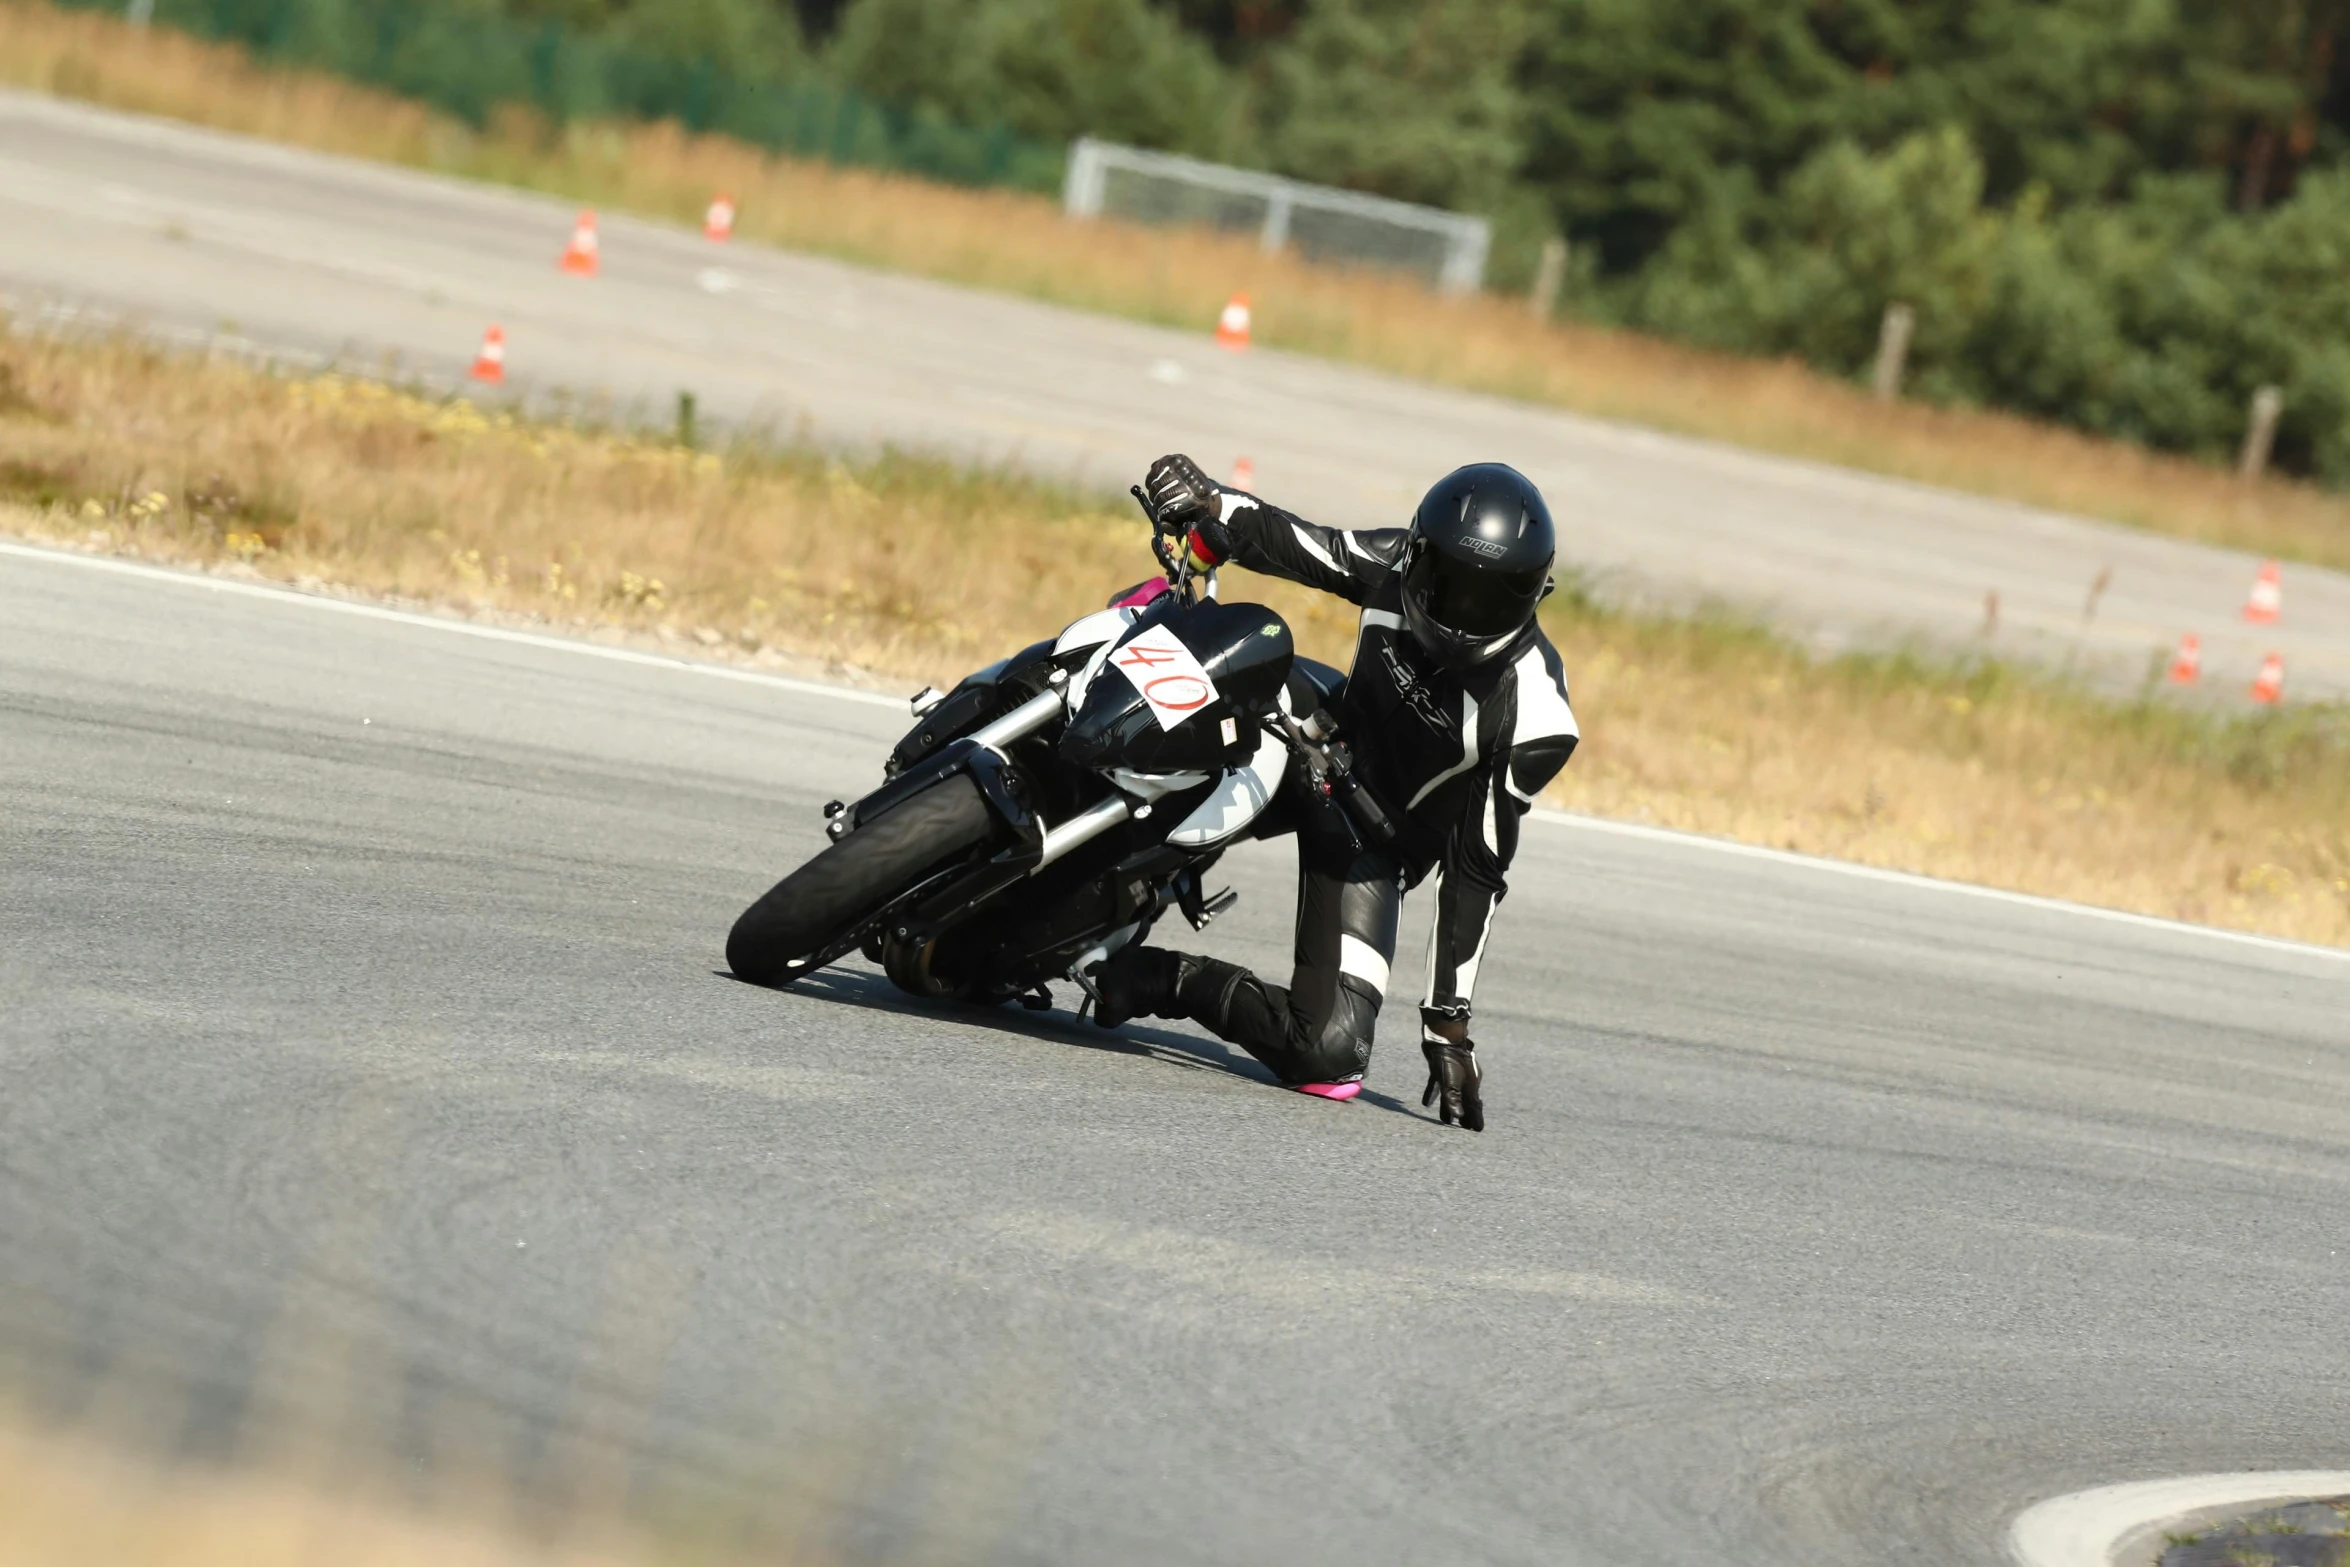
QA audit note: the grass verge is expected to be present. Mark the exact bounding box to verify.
[5,324,2347,946]
[0,1418,662,1567]
[4,0,2350,574]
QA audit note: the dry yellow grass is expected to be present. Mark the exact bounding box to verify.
[0,1418,668,1567]
[5,0,2349,572]
[4,325,2347,946]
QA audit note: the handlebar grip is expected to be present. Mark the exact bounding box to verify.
[1337,773,1398,845]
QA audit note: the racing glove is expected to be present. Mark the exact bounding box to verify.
[1421,1032,1485,1132]
[1145,453,1218,526]
[1144,454,1240,575]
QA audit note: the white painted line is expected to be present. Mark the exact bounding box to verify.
[8,536,2348,968]
[2010,1471,2350,1567]
[1531,808,2350,967]
[5,295,331,371]
[0,540,905,710]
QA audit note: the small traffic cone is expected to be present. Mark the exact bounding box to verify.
[1214,292,1251,352]
[2166,632,2201,685]
[469,324,506,385]
[703,192,735,243]
[1229,456,1255,490]
[2242,558,2282,624]
[560,210,600,277]
[2251,652,2285,704]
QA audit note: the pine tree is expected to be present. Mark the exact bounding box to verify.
[827,0,1234,154]
[1256,0,1535,209]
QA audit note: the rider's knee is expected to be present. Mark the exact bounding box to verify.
[1289,982,1376,1083]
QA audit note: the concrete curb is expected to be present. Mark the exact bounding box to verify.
[2010,1472,2350,1567]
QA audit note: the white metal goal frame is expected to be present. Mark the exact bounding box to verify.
[1062,137,1491,296]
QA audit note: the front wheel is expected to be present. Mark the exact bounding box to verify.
[727,777,997,986]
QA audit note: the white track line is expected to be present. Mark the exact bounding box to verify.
[1528,808,2350,966]
[0,539,902,710]
[7,537,2347,968]
[2011,1472,2350,1567]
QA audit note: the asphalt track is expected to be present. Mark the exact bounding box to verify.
[5,542,2349,1564]
[3,88,2349,701]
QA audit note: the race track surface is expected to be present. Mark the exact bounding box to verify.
[3,88,2348,699]
[4,543,2347,1564]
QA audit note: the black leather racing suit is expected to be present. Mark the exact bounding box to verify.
[1159,488,1580,1087]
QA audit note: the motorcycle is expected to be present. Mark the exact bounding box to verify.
[726,488,1393,1014]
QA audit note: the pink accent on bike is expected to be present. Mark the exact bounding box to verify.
[1112,577,1170,609]
[1295,1081,1361,1101]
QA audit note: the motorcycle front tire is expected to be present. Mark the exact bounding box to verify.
[726,776,997,987]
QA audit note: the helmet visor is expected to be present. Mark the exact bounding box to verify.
[1407,548,1547,638]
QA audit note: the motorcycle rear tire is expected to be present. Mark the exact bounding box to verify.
[727,777,997,987]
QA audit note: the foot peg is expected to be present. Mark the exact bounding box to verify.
[1177,877,1238,932]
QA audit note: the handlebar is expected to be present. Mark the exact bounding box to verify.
[1270,708,1397,851]
[1334,759,1399,843]
[1130,484,1210,607]
[1131,485,1386,845]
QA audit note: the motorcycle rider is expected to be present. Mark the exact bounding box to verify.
[1088,455,1578,1132]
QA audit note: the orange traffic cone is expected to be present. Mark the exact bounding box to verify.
[1229,456,1255,490]
[1214,292,1251,352]
[2166,632,2201,685]
[2251,652,2285,704]
[560,210,600,277]
[469,324,506,384]
[2243,558,2282,624]
[704,192,735,243]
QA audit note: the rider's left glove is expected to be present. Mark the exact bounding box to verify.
[1421,1034,1485,1132]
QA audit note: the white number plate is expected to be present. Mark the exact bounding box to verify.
[1108,625,1219,731]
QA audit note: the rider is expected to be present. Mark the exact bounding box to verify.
[1088,455,1578,1132]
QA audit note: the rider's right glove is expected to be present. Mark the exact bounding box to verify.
[1421,1036,1485,1132]
[1146,453,1218,526]
[1145,454,1234,574]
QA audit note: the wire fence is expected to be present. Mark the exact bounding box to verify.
[66,0,1066,192]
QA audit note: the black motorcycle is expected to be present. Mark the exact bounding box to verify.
[726,490,1391,1013]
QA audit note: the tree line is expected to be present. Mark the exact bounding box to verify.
[300,0,2350,480]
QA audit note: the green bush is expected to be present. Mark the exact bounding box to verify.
[1626,127,2000,375]
[1974,172,2350,480]
[1614,120,2350,482]
[1939,170,2350,479]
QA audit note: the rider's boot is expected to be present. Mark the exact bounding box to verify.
[1086,945,1196,1029]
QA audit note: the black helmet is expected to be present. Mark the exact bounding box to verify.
[1399,463,1556,670]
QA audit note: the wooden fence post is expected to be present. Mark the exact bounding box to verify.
[2238,385,2283,481]
[1529,236,1567,321]
[1872,302,1915,402]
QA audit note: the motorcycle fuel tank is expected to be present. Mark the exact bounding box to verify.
[1061,599,1294,775]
